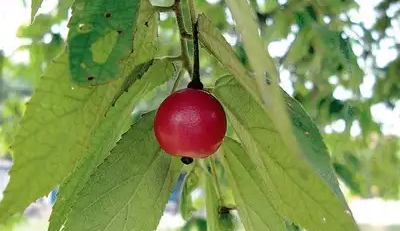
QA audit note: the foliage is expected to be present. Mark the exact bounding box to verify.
[0,0,399,230]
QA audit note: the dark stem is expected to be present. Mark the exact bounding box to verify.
[186,2,203,90]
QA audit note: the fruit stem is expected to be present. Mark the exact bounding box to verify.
[207,156,226,208]
[186,0,203,90]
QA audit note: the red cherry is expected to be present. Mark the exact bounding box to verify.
[154,88,227,158]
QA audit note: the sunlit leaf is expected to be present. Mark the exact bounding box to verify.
[47,59,175,231]
[0,51,129,222]
[219,137,285,231]
[62,112,183,231]
[31,0,44,23]
[213,75,359,231]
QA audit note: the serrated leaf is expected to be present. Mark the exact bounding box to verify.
[130,0,159,66]
[0,51,126,222]
[218,137,285,231]
[213,75,359,231]
[198,12,356,230]
[205,170,237,231]
[180,162,201,220]
[199,11,350,209]
[224,0,304,183]
[31,0,44,23]
[47,59,174,231]
[67,0,155,85]
[63,112,183,231]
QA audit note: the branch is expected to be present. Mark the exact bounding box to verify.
[172,0,193,77]
[154,0,193,77]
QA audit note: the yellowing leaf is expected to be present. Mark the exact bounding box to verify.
[62,112,183,231]
[90,31,119,64]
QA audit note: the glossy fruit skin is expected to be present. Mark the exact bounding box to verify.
[154,88,227,158]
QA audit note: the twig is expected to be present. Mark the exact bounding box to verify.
[172,0,193,77]
[207,157,226,207]
[154,0,193,77]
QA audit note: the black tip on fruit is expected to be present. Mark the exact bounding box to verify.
[187,79,203,90]
[181,156,194,165]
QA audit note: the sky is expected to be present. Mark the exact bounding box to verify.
[0,0,399,136]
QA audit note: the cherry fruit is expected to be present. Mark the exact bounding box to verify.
[154,88,227,160]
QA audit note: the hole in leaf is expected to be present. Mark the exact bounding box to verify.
[87,76,95,81]
[105,13,111,18]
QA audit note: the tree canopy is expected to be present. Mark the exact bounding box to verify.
[0,0,399,230]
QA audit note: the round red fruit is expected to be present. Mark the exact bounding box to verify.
[154,88,227,158]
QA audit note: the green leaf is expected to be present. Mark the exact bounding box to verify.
[224,0,304,180]
[213,75,359,231]
[283,88,349,205]
[31,0,44,23]
[283,27,316,66]
[205,170,237,231]
[0,51,126,222]
[343,151,361,172]
[285,221,301,231]
[47,59,175,231]
[219,137,286,231]
[333,162,362,195]
[180,162,202,220]
[119,0,159,71]
[182,218,208,231]
[197,14,260,104]
[63,112,183,231]
[67,0,155,85]
[198,12,357,230]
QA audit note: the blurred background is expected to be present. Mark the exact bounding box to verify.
[0,0,399,230]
